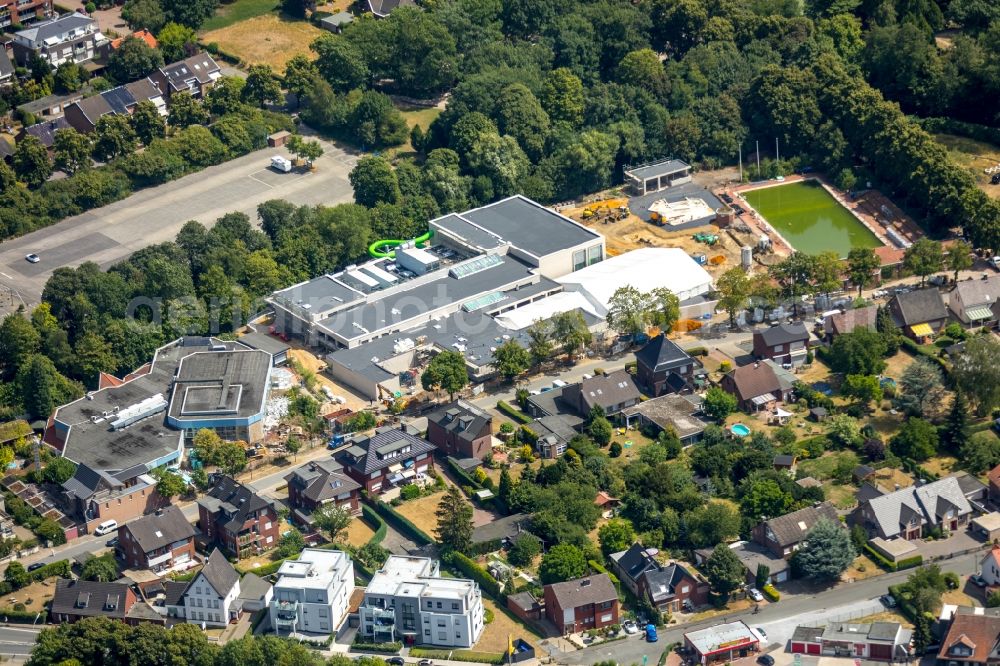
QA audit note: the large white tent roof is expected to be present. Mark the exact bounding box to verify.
[556,247,713,310]
[493,291,599,331]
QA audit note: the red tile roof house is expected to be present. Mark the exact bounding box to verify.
[543,574,619,635]
[425,400,493,459]
[197,475,280,559]
[284,458,362,527]
[609,543,707,613]
[334,425,436,495]
[752,323,810,366]
[937,608,1000,666]
[981,546,1000,587]
[50,579,163,626]
[118,505,196,574]
[823,304,879,341]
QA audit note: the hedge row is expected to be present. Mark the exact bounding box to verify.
[444,551,501,599]
[350,642,403,654]
[762,583,780,602]
[864,544,899,571]
[471,538,502,556]
[370,500,434,546]
[497,401,532,424]
[588,559,620,585]
[409,648,505,664]
[899,338,950,374]
[518,425,538,445]
[916,117,1000,147]
[361,504,388,546]
[446,457,484,490]
[684,346,708,357]
[0,608,45,623]
[896,555,924,570]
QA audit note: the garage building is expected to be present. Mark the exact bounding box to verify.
[685,621,761,665]
[790,622,912,661]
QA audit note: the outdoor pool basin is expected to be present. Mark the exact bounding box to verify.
[731,423,751,437]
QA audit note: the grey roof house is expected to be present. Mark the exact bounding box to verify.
[856,477,974,540]
[634,334,699,397]
[285,458,362,525]
[948,276,1000,327]
[12,12,107,67]
[561,370,642,418]
[889,288,948,338]
[751,502,840,558]
[335,424,436,494]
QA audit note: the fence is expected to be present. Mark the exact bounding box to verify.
[798,600,887,627]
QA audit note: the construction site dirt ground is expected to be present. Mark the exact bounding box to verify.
[286,348,370,413]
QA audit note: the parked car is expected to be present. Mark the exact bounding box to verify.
[27,562,44,572]
[880,594,897,608]
[757,655,775,666]
[387,658,404,666]
[106,536,119,548]
[623,621,638,635]
[971,574,988,587]
[418,660,433,666]
[645,624,658,642]
[24,253,39,263]
[747,587,764,602]
[756,628,768,643]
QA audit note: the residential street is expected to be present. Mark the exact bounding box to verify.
[556,550,986,665]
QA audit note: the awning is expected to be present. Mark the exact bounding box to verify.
[967,306,993,321]
[751,394,773,406]
[400,469,416,479]
[387,463,403,473]
[775,408,792,417]
[910,323,934,337]
[387,473,404,484]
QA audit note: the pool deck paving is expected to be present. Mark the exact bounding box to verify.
[717,174,923,259]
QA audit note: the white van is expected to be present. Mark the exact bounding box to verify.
[94,519,117,536]
[270,156,293,173]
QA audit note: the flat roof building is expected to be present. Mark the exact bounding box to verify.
[685,621,761,665]
[270,549,354,636]
[625,158,693,195]
[48,337,273,476]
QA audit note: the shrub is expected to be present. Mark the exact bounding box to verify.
[444,551,501,598]
[497,400,531,424]
[350,641,403,653]
[400,484,421,501]
[484,607,494,623]
[684,346,708,357]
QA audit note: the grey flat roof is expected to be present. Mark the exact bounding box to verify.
[55,338,251,472]
[317,255,537,341]
[461,196,600,257]
[274,274,363,314]
[433,214,505,250]
[628,182,724,221]
[626,159,691,181]
[168,349,271,422]
[239,330,290,357]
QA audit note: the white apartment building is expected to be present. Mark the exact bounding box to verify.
[359,555,484,648]
[181,549,242,627]
[269,549,354,635]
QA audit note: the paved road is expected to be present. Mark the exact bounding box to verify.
[0,136,357,308]
[0,625,42,658]
[559,552,985,666]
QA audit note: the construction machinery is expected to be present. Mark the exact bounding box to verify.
[693,232,719,245]
[580,198,629,222]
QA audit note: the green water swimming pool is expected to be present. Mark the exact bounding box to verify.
[741,180,883,257]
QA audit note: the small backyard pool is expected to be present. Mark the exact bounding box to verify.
[731,423,751,437]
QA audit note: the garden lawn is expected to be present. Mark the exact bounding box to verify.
[923,455,958,477]
[843,554,881,582]
[798,450,859,480]
[392,491,446,537]
[201,14,325,72]
[345,517,375,548]
[477,598,540,652]
[882,350,917,380]
[2,579,56,612]
[389,105,443,156]
[200,0,281,32]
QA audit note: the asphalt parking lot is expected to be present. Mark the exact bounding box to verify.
[0,136,358,309]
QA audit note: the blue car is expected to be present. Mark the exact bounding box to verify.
[645,624,658,642]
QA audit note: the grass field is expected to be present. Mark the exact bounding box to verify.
[742,180,882,257]
[934,133,1000,198]
[200,0,281,32]
[201,14,325,71]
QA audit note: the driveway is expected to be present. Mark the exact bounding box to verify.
[0,137,357,308]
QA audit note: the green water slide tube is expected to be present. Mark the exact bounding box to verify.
[368,230,435,258]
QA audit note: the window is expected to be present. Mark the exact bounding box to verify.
[426,601,432,609]
[437,602,442,609]
[599,601,612,610]
[264,522,272,530]
[425,630,430,636]
[438,632,447,641]
[587,245,602,265]
[452,603,459,610]
[573,250,586,271]
[438,620,446,627]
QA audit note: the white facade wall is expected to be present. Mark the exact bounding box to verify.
[183,571,240,627]
[268,550,354,635]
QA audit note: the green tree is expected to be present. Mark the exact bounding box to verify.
[493,340,529,382]
[952,336,1000,416]
[685,500,741,547]
[716,267,750,327]
[154,470,187,497]
[312,503,353,543]
[242,65,283,109]
[348,91,408,148]
[891,418,939,462]
[606,285,647,337]
[161,0,219,29]
[540,67,584,126]
[81,554,119,582]
[507,533,542,567]
[841,374,883,408]
[204,76,247,116]
[311,35,369,93]
[617,48,670,100]
[526,319,554,366]
[92,115,138,162]
[702,386,737,422]
[943,390,970,451]
[52,128,92,174]
[349,156,401,208]
[903,238,944,286]
[156,22,197,63]
[283,55,318,104]
[792,519,855,581]
[703,543,744,596]
[435,485,474,554]
[893,357,945,417]
[550,310,592,358]
[826,413,863,447]
[847,247,880,296]
[17,355,83,420]
[121,0,167,32]
[598,518,635,556]
[648,287,681,332]
[106,36,164,83]
[130,100,166,145]
[740,477,793,522]
[961,431,1000,474]
[214,440,248,476]
[53,62,85,94]
[827,326,888,375]
[167,91,209,128]
[947,240,974,281]
[4,561,28,589]
[589,416,613,446]
[41,457,77,484]
[421,351,468,400]
[539,544,588,584]
[0,312,40,381]
[12,135,52,187]
[494,83,550,160]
